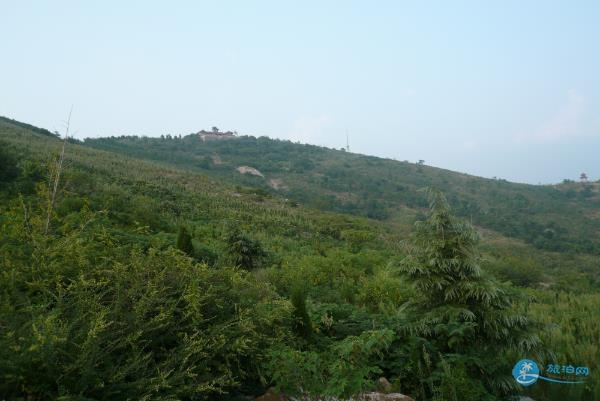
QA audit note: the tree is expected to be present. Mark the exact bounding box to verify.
[581,185,593,199]
[212,126,219,133]
[265,330,393,399]
[397,189,540,398]
[176,226,194,256]
[44,108,72,235]
[224,227,265,270]
[0,144,19,182]
[290,283,312,339]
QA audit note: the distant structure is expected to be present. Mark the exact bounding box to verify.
[197,126,237,142]
[345,130,350,152]
[580,172,588,183]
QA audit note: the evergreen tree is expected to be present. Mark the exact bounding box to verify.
[398,189,540,399]
[224,227,265,270]
[0,144,19,183]
[290,283,312,339]
[176,226,194,256]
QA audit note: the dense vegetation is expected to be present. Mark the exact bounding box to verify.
[84,132,600,255]
[1,117,599,401]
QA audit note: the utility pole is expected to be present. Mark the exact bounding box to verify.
[346,130,350,152]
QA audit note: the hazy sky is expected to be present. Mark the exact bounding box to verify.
[2,1,599,184]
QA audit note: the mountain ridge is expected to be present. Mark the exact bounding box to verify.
[73,123,599,255]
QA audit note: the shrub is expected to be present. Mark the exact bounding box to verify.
[176,225,194,256]
[265,329,393,399]
[224,227,265,270]
[0,211,292,400]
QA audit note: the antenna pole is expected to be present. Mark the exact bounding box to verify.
[346,130,349,152]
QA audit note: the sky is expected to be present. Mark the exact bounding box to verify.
[2,1,599,184]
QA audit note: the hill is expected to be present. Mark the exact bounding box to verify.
[84,131,600,255]
[1,117,599,401]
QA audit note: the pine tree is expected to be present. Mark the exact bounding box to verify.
[224,227,265,270]
[290,284,312,339]
[0,145,19,183]
[398,189,540,398]
[176,226,194,256]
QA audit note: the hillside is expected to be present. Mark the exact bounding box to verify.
[84,131,600,255]
[1,117,599,401]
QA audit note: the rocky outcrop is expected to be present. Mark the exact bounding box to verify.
[268,178,288,190]
[236,166,264,177]
[376,377,392,393]
[252,387,415,401]
[253,387,286,401]
[361,393,415,401]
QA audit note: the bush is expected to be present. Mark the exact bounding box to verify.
[0,214,292,401]
[176,225,194,256]
[224,227,265,270]
[290,283,312,339]
[0,144,20,183]
[265,330,393,399]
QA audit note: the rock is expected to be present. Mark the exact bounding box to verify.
[253,387,288,401]
[377,377,392,393]
[361,392,415,401]
[252,390,415,401]
[268,178,288,190]
[236,166,264,177]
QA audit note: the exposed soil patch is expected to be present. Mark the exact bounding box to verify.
[268,178,288,190]
[211,153,222,165]
[236,166,264,178]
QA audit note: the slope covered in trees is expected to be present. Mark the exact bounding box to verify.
[1,118,599,400]
[84,131,600,255]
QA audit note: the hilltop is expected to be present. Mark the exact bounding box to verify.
[2,115,599,288]
[83,130,600,255]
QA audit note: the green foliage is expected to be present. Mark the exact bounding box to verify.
[0,142,20,183]
[396,189,540,399]
[84,130,600,254]
[485,256,544,287]
[290,283,313,339]
[176,225,194,256]
[224,227,265,270]
[1,118,599,401]
[265,329,393,399]
[525,291,600,401]
[0,115,58,138]
[341,229,375,253]
[356,264,411,313]
[431,357,489,401]
[192,241,218,265]
[0,209,292,401]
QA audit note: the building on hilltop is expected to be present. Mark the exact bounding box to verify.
[197,127,237,141]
